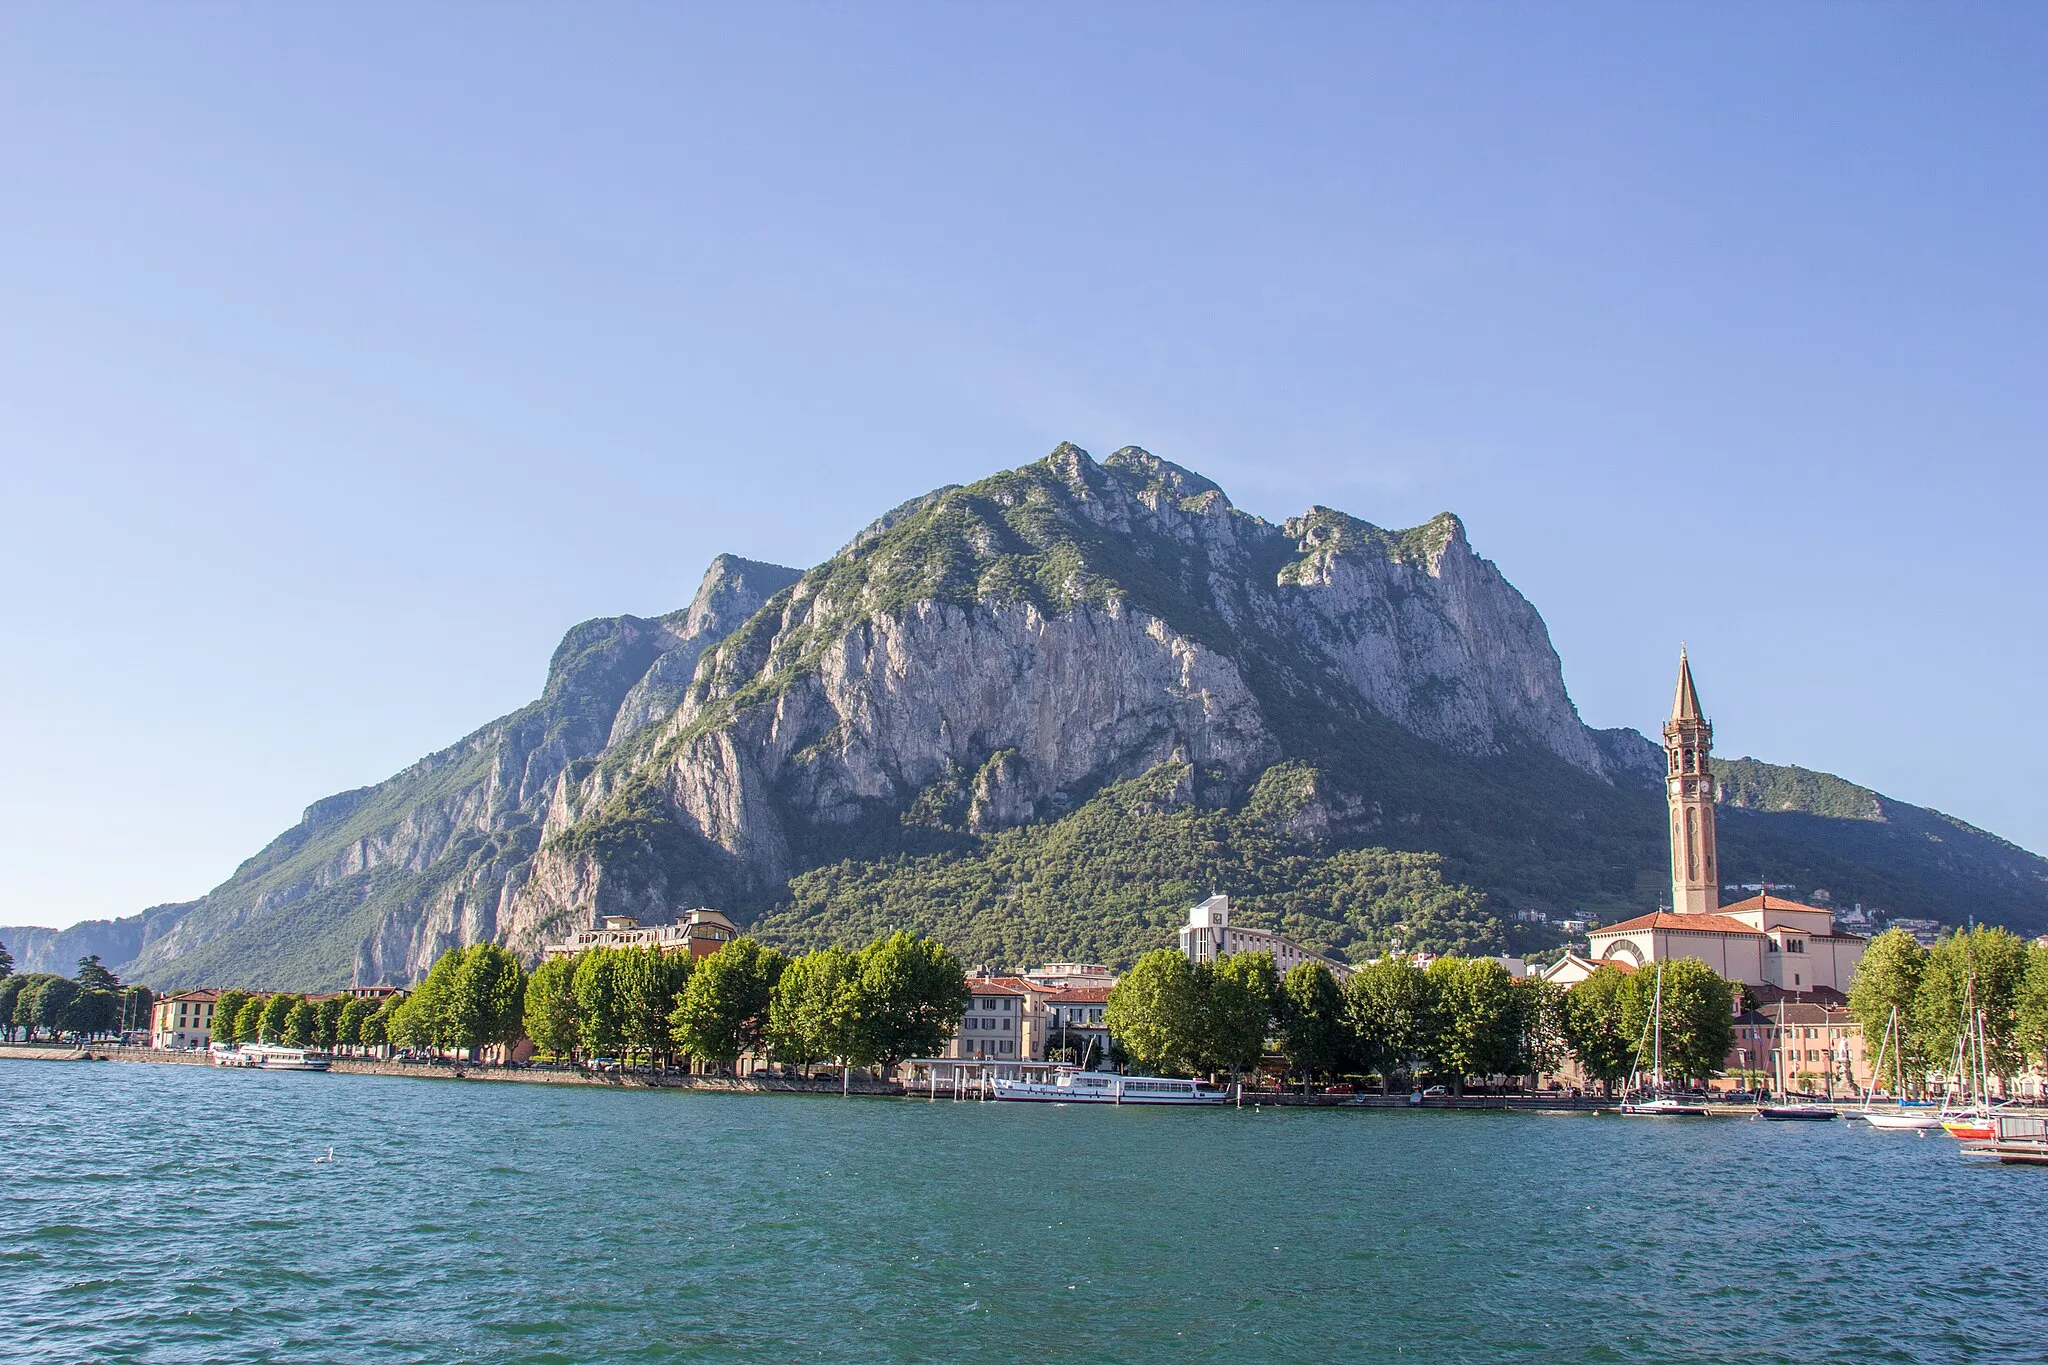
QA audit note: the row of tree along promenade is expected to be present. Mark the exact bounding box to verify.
[12,923,2047,1105]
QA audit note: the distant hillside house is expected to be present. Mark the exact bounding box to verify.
[542,908,741,960]
[1178,895,1354,983]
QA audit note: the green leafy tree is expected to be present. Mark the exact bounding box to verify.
[1427,957,1526,1094]
[363,995,399,1050]
[850,931,969,1070]
[1345,954,1437,1091]
[768,947,858,1074]
[1560,966,1637,1096]
[336,997,374,1051]
[0,974,29,1039]
[235,995,268,1043]
[314,997,346,1050]
[522,956,582,1060]
[1847,929,1930,1091]
[1105,949,1202,1076]
[20,976,80,1039]
[1200,951,1277,1080]
[1517,978,1568,1083]
[281,999,317,1047]
[669,938,786,1073]
[449,943,529,1060]
[1619,958,1735,1088]
[1916,925,2032,1087]
[1276,960,1348,1084]
[572,947,629,1058]
[2017,942,2048,1075]
[211,989,252,1046]
[66,988,121,1038]
[74,955,120,991]
[258,993,299,1045]
[617,947,690,1067]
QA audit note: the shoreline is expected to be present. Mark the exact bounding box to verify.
[3,1044,1969,1114]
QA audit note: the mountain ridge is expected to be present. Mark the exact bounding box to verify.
[13,446,2044,987]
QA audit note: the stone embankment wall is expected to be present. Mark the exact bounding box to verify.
[330,1059,904,1095]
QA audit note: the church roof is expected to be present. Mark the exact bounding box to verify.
[1718,893,1826,917]
[1671,649,1704,722]
[1592,911,1764,937]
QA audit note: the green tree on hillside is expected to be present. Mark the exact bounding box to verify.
[75,955,120,991]
[670,938,786,1073]
[1559,966,1637,1096]
[1619,958,1734,1089]
[1105,949,1202,1076]
[1345,954,1436,1092]
[1847,929,1930,1092]
[1276,960,1348,1085]
[522,956,581,1060]
[851,932,969,1070]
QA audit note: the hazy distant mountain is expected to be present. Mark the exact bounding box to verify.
[26,445,2042,989]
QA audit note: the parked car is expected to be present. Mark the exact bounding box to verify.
[1422,1085,1449,1097]
[1321,1084,1356,1097]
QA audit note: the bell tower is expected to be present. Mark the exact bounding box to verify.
[1665,648,1719,915]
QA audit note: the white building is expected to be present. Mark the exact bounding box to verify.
[1585,894,1865,994]
[1177,895,1354,982]
[543,908,741,960]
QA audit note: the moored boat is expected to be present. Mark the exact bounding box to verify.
[1757,1104,1837,1122]
[991,1070,1224,1105]
[1862,1110,1944,1131]
[1617,1097,1709,1117]
[212,1043,330,1072]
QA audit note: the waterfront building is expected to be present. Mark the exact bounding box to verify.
[1177,895,1355,982]
[542,908,741,960]
[1043,986,1113,1062]
[151,989,222,1050]
[945,977,1039,1061]
[1727,987,1869,1096]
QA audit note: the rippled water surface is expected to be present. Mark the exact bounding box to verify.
[3,1061,2045,1362]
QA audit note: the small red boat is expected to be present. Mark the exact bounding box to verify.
[1943,1117,1996,1142]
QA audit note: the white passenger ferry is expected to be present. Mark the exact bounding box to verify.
[210,1043,330,1072]
[991,1069,1225,1105]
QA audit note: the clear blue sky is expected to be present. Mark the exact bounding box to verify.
[4,6,2044,929]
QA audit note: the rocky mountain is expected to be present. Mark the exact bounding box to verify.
[22,445,2047,989]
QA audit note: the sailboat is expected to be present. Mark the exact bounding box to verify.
[1939,981,2002,1142]
[1855,1005,1943,1131]
[1758,994,1836,1121]
[1617,963,1710,1116]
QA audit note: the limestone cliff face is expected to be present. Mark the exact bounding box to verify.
[502,445,1610,932]
[104,445,1647,989]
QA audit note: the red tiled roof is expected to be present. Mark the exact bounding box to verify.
[162,989,222,1002]
[1048,986,1113,1003]
[1719,893,1828,915]
[1593,912,1765,936]
[966,978,1025,997]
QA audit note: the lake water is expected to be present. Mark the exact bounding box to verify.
[3,1062,2045,1363]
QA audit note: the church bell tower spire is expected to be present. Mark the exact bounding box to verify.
[1665,648,1719,915]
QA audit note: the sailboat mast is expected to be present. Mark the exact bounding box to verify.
[1652,962,1665,1090]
